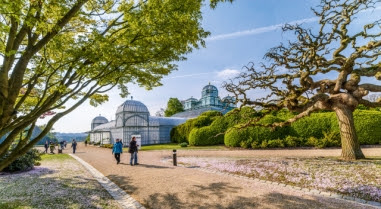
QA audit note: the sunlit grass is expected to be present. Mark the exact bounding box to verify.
[125,143,227,151]
[40,153,72,161]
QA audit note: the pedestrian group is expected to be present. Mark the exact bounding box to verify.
[112,137,139,166]
[44,137,140,166]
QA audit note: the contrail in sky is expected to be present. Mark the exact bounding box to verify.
[162,72,214,80]
[206,17,318,41]
[207,6,381,42]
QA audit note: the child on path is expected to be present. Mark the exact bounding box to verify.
[112,139,123,164]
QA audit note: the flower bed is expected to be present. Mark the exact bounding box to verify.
[176,156,381,202]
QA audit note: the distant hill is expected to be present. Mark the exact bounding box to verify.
[0,126,58,145]
[54,132,88,142]
[0,128,87,145]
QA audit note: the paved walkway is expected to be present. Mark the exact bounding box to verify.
[74,145,380,209]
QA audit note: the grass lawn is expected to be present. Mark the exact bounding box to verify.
[126,143,227,151]
[0,153,121,209]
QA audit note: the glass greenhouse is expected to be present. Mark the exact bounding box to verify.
[89,100,186,145]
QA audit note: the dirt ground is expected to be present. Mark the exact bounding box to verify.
[71,144,380,209]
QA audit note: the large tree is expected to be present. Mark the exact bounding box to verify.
[164,97,184,117]
[0,0,232,170]
[224,0,381,161]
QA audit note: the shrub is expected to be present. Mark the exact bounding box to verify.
[179,142,188,147]
[353,110,381,145]
[291,112,336,139]
[313,130,341,148]
[260,140,268,148]
[3,148,41,172]
[251,141,260,149]
[189,126,224,146]
[200,110,223,117]
[94,142,100,146]
[306,137,319,147]
[240,140,250,148]
[267,139,285,148]
[284,136,301,147]
[170,111,222,143]
[101,144,113,149]
[224,127,247,147]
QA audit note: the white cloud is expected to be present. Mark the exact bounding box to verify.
[217,68,240,79]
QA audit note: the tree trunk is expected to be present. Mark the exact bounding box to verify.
[334,105,365,160]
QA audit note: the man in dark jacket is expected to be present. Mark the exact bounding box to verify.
[112,139,123,164]
[44,141,49,153]
[71,139,77,154]
[129,137,139,166]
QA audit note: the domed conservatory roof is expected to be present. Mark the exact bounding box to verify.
[92,115,109,124]
[202,84,218,91]
[222,95,235,101]
[116,100,149,114]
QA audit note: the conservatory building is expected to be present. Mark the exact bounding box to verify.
[172,83,237,118]
[89,100,186,145]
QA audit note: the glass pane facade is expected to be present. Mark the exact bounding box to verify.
[89,99,186,146]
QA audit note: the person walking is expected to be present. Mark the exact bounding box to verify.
[85,140,88,147]
[44,141,49,153]
[128,137,139,166]
[71,139,77,154]
[112,139,123,164]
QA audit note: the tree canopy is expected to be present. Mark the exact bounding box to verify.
[0,0,228,170]
[224,0,381,160]
[164,97,184,117]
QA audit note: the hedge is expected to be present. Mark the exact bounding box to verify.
[353,110,381,144]
[189,126,224,146]
[224,110,381,148]
[291,112,336,139]
[170,111,223,143]
[172,108,381,147]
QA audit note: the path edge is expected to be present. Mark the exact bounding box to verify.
[69,154,145,209]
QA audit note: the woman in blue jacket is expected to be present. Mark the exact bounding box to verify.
[112,139,123,164]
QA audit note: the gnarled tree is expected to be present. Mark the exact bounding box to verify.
[0,0,234,170]
[224,0,381,160]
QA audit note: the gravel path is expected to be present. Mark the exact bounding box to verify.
[74,145,380,209]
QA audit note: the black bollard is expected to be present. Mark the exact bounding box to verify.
[173,149,177,166]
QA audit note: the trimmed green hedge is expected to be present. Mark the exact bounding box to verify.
[353,110,381,144]
[170,111,223,143]
[171,108,381,147]
[189,126,224,146]
[291,112,337,139]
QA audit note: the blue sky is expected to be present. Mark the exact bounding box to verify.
[48,0,381,133]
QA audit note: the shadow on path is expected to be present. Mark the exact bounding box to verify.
[107,174,138,194]
[142,181,353,209]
